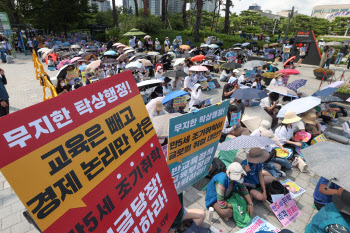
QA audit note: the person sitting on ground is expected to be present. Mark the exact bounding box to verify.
[189,83,203,110]
[184,72,197,91]
[238,70,249,85]
[220,69,232,82]
[301,112,322,138]
[55,78,68,95]
[162,77,172,96]
[260,92,280,127]
[169,193,205,233]
[260,130,288,177]
[251,74,265,90]
[150,101,168,118]
[222,105,250,138]
[313,176,343,211]
[274,112,303,154]
[270,71,284,87]
[241,148,275,201]
[319,102,341,126]
[155,66,164,80]
[205,162,254,221]
[222,77,240,102]
[307,190,350,232]
[173,77,184,91]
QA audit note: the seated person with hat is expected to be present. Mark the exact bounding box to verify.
[307,190,350,232]
[205,162,254,221]
[302,112,322,138]
[241,148,276,201]
[150,101,168,118]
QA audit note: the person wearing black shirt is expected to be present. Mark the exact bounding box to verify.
[222,77,239,103]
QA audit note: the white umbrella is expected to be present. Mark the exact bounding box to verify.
[208,44,219,49]
[125,50,135,54]
[277,96,321,118]
[148,52,160,56]
[242,106,272,132]
[87,60,101,70]
[266,86,298,97]
[123,47,134,51]
[174,58,186,67]
[38,48,50,53]
[200,44,209,47]
[71,45,80,49]
[242,42,250,47]
[321,81,345,90]
[234,47,242,50]
[42,49,54,59]
[189,66,208,72]
[126,61,142,69]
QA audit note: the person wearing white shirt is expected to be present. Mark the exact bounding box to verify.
[155,67,164,80]
[184,74,196,91]
[292,120,305,133]
[238,71,249,84]
[183,65,189,75]
[269,72,284,87]
[189,83,203,109]
[274,112,302,148]
[260,92,280,127]
[138,40,143,49]
[173,77,183,91]
[282,42,292,63]
[129,36,136,48]
[162,77,172,96]
[106,66,115,77]
[197,72,207,82]
[164,37,170,48]
[151,101,168,118]
[220,69,231,82]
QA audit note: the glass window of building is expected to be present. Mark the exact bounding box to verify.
[323,9,330,13]
[340,9,349,12]
[314,10,322,13]
[331,9,339,12]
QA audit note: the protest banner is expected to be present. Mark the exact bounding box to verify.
[270,193,301,227]
[245,70,256,78]
[67,69,79,79]
[237,216,280,233]
[230,111,241,126]
[251,100,260,107]
[311,133,327,145]
[0,71,180,233]
[173,96,187,108]
[80,65,87,82]
[281,179,306,198]
[200,81,209,89]
[168,101,229,193]
[321,111,336,119]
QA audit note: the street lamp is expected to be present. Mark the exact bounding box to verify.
[345,25,350,36]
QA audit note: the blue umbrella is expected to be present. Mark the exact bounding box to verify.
[104,50,117,56]
[312,88,338,97]
[265,48,275,52]
[230,88,267,100]
[286,79,307,92]
[162,90,189,104]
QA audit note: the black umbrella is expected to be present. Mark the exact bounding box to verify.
[316,95,344,103]
[163,70,188,78]
[192,50,204,56]
[177,53,194,58]
[233,43,242,47]
[221,62,242,69]
[216,42,223,46]
[102,59,119,64]
[251,41,258,44]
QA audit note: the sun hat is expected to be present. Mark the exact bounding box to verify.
[261,130,279,142]
[155,101,164,111]
[226,162,246,181]
[259,120,271,132]
[333,190,350,216]
[302,112,318,125]
[282,112,302,124]
[247,148,270,164]
[228,77,238,84]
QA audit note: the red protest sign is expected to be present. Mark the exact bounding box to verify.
[0,71,180,232]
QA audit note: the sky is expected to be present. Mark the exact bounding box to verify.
[112,0,350,16]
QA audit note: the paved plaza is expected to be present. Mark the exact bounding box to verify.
[0,53,349,233]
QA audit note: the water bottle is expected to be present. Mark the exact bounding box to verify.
[209,225,223,233]
[208,207,214,222]
[292,157,298,167]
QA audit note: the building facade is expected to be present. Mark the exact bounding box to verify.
[90,0,111,12]
[150,0,162,16]
[247,3,281,20]
[167,0,182,14]
[312,4,350,21]
[126,0,182,16]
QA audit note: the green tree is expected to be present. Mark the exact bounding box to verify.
[223,0,231,34]
[332,17,350,36]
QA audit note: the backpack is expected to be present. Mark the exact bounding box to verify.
[208,158,226,178]
[266,180,289,203]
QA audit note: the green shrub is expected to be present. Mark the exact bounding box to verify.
[337,83,350,94]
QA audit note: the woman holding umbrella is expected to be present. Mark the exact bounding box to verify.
[189,83,203,110]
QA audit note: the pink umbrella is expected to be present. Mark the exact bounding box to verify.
[279,69,300,75]
[189,65,208,72]
[321,81,345,90]
[57,59,72,70]
[294,131,311,142]
[70,57,82,63]
[117,44,126,48]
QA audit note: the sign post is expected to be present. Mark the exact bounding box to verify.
[0,71,180,233]
[167,101,229,193]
